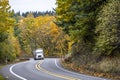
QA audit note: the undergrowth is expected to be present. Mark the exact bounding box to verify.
[63,54,120,80]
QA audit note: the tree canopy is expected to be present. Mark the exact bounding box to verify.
[17,15,68,57]
[94,0,120,56]
[0,0,21,63]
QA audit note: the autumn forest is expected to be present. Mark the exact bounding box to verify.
[0,0,120,79]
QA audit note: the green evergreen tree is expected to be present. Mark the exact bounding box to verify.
[94,0,120,56]
[56,0,106,54]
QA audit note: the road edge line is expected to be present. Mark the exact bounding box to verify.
[55,59,81,75]
[55,59,81,80]
[10,63,27,80]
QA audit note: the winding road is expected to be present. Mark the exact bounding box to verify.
[0,58,109,80]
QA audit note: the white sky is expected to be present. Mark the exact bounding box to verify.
[9,0,56,13]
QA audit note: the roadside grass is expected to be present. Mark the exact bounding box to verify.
[0,75,5,80]
[0,64,6,80]
[61,55,120,80]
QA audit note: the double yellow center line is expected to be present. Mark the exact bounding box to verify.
[35,60,81,80]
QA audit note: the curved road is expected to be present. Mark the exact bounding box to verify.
[0,58,109,80]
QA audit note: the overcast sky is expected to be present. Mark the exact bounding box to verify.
[9,0,56,13]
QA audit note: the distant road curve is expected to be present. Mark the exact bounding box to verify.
[0,58,110,80]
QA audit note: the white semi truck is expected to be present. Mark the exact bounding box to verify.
[33,48,44,60]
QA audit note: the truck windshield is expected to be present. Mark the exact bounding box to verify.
[37,52,43,54]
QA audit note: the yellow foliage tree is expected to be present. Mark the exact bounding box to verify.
[0,0,21,63]
[19,15,68,57]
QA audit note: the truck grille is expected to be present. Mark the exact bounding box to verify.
[38,55,41,57]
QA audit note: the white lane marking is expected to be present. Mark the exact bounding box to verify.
[10,63,27,80]
[55,59,81,80]
[55,59,78,75]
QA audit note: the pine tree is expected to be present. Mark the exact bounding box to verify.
[56,0,106,54]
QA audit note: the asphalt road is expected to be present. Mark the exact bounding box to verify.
[0,58,110,80]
